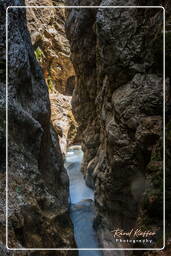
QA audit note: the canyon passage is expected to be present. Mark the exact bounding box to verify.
[1,1,170,256]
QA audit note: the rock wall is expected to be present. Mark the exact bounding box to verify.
[26,0,78,154]
[26,0,75,95]
[0,0,77,255]
[65,0,171,253]
[50,92,78,154]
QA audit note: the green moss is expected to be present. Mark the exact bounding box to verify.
[34,47,44,62]
[47,76,54,93]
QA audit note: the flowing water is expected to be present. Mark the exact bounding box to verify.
[65,145,102,256]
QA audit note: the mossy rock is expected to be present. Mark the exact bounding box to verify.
[34,47,44,63]
[47,76,54,93]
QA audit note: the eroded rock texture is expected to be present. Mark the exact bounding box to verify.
[0,0,77,255]
[26,0,75,95]
[26,0,78,154]
[65,0,171,253]
[50,92,78,154]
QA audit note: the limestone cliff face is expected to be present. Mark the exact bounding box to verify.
[50,92,78,154]
[65,0,170,252]
[0,0,76,254]
[26,0,75,95]
[26,0,78,154]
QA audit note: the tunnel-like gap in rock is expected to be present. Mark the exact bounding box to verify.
[29,7,102,252]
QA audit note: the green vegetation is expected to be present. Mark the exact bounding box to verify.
[47,76,54,93]
[34,47,44,62]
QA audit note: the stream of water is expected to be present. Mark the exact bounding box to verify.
[64,145,102,256]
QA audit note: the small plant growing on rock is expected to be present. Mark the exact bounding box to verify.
[34,47,44,63]
[47,76,54,93]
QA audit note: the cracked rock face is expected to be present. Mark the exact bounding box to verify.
[0,0,77,255]
[65,0,171,253]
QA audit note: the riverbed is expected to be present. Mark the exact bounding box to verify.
[64,145,102,256]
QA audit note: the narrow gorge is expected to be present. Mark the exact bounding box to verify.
[0,0,171,256]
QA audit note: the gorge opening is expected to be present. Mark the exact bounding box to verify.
[28,5,102,253]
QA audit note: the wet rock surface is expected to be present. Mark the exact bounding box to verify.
[0,0,77,255]
[65,0,171,253]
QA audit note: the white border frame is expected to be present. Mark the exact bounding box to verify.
[6,5,165,251]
